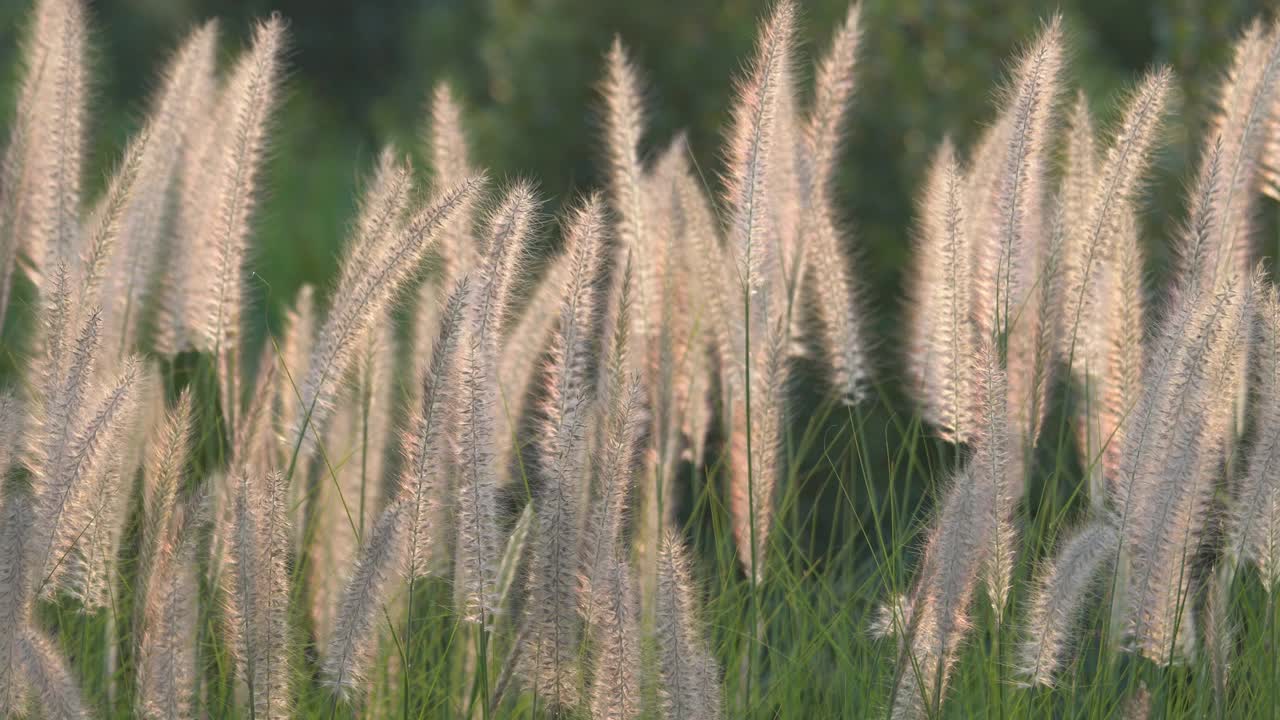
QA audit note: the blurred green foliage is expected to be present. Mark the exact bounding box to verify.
[0,0,1273,340]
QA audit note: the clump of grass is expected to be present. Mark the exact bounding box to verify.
[7,1,1280,719]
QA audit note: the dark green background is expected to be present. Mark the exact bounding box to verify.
[0,0,1273,343]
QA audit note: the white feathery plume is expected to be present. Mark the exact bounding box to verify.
[969,16,1063,344]
[135,389,194,625]
[722,0,796,584]
[1108,140,1224,522]
[638,146,698,607]
[137,489,205,720]
[1123,267,1257,662]
[869,592,915,643]
[17,628,87,720]
[193,17,285,431]
[0,491,33,717]
[1227,284,1280,590]
[30,265,92,474]
[799,2,869,403]
[583,257,640,616]
[645,142,691,483]
[587,552,642,720]
[100,22,218,353]
[496,245,571,488]
[971,343,1017,619]
[227,467,292,719]
[400,276,469,580]
[949,18,1062,461]
[1060,68,1171,374]
[77,126,151,341]
[669,160,716,468]
[679,141,736,419]
[293,171,483,465]
[892,343,1015,718]
[521,196,610,708]
[1058,71,1171,500]
[602,37,660,366]
[1205,561,1236,711]
[769,47,802,312]
[1017,519,1118,686]
[456,181,540,626]
[1059,91,1097,293]
[322,499,411,702]
[989,20,1064,453]
[583,374,646,627]
[74,391,149,609]
[891,466,985,719]
[151,32,226,357]
[802,4,862,223]
[1102,138,1222,659]
[907,139,973,442]
[1202,21,1280,435]
[32,355,143,602]
[1092,205,1147,499]
[656,531,721,720]
[1204,19,1280,289]
[427,82,479,286]
[722,0,794,365]
[496,504,534,614]
[14,0,87,285]
[288,152,412,454]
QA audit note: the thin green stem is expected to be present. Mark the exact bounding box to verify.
[743,285,758,716]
